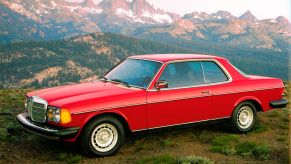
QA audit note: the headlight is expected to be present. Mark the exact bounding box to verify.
[47,106,71,124]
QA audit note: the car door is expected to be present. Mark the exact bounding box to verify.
[201,61,232,119]
[146,61,213,128]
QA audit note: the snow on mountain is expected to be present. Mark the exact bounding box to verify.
[0,0,290,51]
[115,7,173,23]
[101,0,177,24]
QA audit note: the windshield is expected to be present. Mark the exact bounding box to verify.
[104,58,162,89]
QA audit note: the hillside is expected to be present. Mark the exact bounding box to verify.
[0,32,288,89]
[0,32,190,88]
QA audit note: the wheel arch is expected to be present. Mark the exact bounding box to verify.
[79,111,132,139]
[234,96,263,112]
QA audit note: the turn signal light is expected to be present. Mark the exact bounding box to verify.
[61,109,71,124]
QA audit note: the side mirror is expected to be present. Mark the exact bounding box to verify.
[155,80,168,90]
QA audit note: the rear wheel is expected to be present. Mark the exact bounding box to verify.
[231,101,257,133]
[80,116,125,157]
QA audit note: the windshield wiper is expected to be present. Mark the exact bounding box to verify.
[110,79,130,87]
[100,76,108,82]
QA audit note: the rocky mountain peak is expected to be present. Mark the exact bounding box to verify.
[111,0,130,10]
[132,0,153,16]
[239,10,257,21]
[276,16,290,25]
[81,0,97,7]
[212,10,235,20]
[182,12,210,21]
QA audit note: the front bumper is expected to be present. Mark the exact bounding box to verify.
[17,113,79,140]
[270,99,288,108]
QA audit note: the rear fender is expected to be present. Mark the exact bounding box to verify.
[234,96,262,110]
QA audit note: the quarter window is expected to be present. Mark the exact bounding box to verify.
[202,61,228,83]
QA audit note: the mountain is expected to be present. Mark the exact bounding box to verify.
[0,32,288,88]
[239,10,257,21]
[134,10,291,52]
[0,0,290,52]
[0,0,178,43]
[99,0,179,24]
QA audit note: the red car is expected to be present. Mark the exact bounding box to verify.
[17,54,287,156]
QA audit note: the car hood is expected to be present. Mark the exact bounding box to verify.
[27,81,145,110]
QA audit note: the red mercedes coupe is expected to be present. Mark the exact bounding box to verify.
[17,54,287,156]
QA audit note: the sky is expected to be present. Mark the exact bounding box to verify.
[67,0,291,20]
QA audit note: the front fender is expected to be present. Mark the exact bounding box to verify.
[83,110,131,130]
[64,110,131,142]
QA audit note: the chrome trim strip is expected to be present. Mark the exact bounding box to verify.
[31,96,48,108]
[146,59,232,91]
[145,62,165,91]
[212,87,283,96]
[128,57,163,64]
[71,102,147,115]
[132,116,231,132]
[200,62,206,83]
[17,113,57,133]
[148,94,212,104]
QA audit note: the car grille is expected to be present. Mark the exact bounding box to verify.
[26,96,48,123]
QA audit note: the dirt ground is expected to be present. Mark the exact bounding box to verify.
[0,84,290,164]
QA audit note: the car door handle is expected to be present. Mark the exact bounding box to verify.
[201,91,211,94]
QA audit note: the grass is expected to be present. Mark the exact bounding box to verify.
[134,142,150,152]
[136,155,177,164]
[0,128,8,141]
[177,156,214,164]
[210,134,238,155]
[266,110,280,118]
[251,124,268,133]
[0,89,29,142]
[211,134,239,146]
[277,123,289,130]
[136,155,214,164]
[276,137,286,142]
[210,134,271,160]
[236,141,270,160]
[196,130,214,144]
[161,139,176,147]
[56,153,83,164]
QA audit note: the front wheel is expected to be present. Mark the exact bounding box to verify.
[231,101,257,133]
[80,116,125,157]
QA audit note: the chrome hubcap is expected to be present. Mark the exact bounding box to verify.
[91,123,118,152]
[237,106,253,129]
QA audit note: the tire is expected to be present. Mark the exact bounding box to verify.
[80,116,125,157]
[231,101,257,133]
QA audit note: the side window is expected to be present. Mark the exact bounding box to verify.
[202,61,228,83]
[159,61,204,88]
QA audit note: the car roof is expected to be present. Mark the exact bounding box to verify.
[129,54,225,63]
